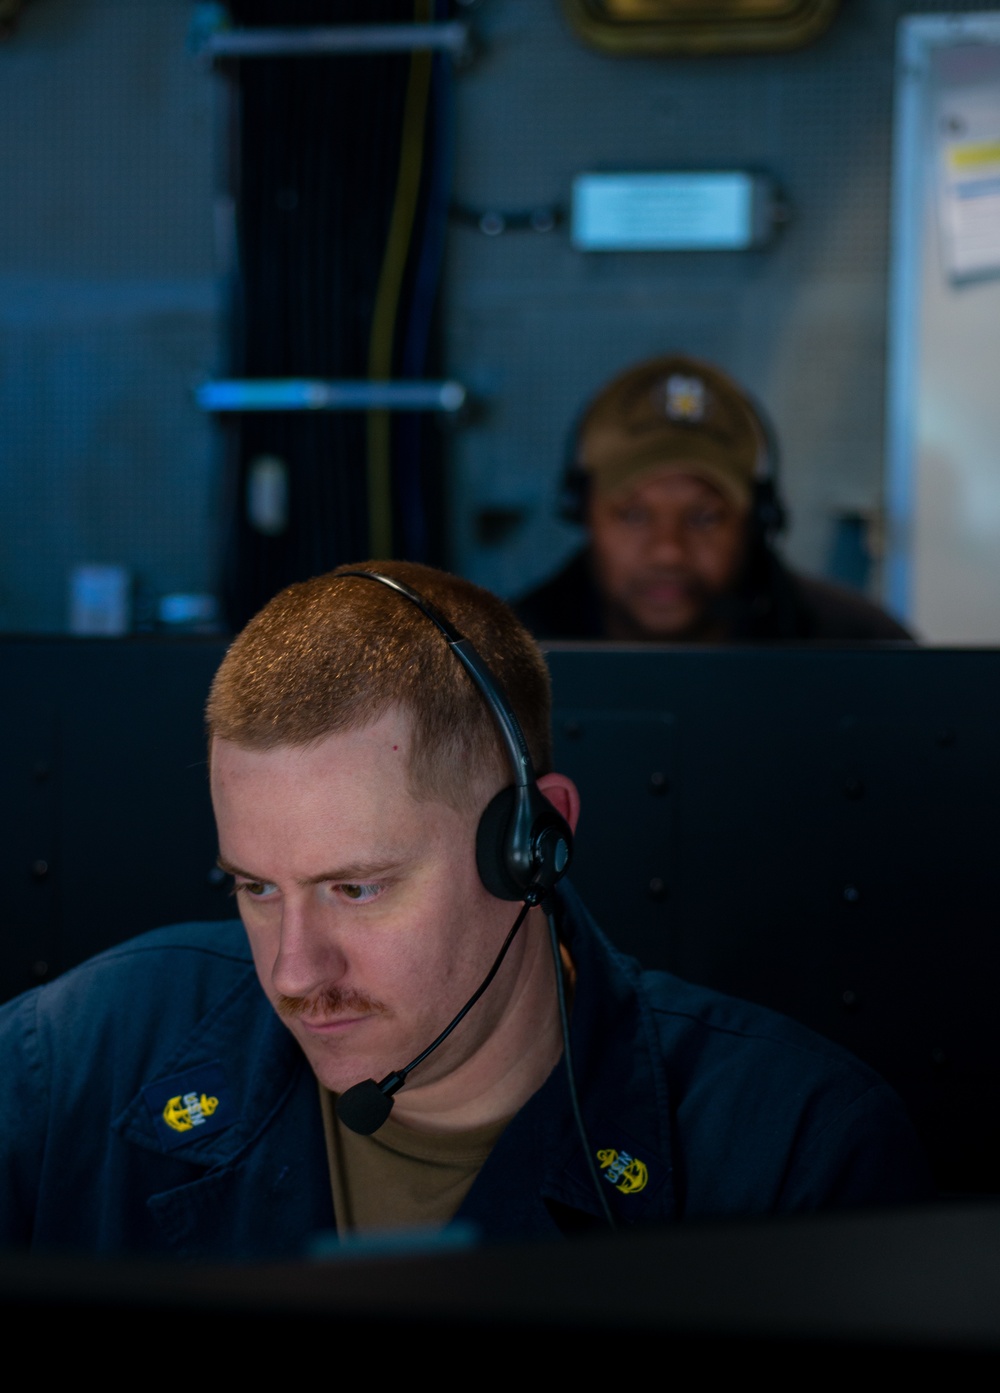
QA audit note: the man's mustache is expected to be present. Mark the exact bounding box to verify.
[277,986,388,1020]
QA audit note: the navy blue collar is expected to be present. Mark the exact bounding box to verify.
[459,883,676,1237]
[112,965,305,1170]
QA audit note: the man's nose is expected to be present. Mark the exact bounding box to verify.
[646,513,686,561]
[270,896,348,999]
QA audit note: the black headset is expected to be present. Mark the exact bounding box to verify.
[338,569,573,903]
[334,571,618,1229]
[556,379,788,543]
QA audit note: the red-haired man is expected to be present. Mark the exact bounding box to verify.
[0,563,928,1256]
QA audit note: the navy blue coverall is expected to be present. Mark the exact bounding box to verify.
[0,885,930,1258]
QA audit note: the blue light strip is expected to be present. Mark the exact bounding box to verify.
[195,379,467,413]
[203,23,471,60]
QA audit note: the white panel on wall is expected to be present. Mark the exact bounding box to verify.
[886,13,1000,643]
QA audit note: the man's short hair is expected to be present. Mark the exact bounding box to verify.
[206,561,553,811]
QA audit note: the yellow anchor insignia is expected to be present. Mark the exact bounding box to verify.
[596,1147,649,1195]
[664,374,705,422]
[162,1091,220,1133]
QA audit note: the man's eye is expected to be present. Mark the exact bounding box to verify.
[338,883,382,903]
[688,509,724,530]
[234,880,275,899]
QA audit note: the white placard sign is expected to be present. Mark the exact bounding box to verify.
[937,87,1000,281]
[571,172,755,251]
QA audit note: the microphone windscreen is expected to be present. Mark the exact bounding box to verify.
[336,1079,395,1135]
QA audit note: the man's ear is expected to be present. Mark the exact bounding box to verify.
[536,772,581,835]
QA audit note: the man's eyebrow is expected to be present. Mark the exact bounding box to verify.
[215,855,402,885]
[216,855,259,882]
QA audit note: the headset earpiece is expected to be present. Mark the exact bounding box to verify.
[746,391,786,540]
[476,788,524,900]
[557,460,589,527]
[556,403,591,527]
[753,475,787,540]
[476,784,574,902]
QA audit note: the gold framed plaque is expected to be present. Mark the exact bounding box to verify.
[0,0,23,39]
[561,0,841,56]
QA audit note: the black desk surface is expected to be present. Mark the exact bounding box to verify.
[4,1203,1000,1366]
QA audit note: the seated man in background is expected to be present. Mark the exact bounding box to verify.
[515,354,912,643]
[0,562,928,1259]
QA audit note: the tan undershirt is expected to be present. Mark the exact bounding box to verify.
[318,944,575,1234]
[319,1086,511,1234]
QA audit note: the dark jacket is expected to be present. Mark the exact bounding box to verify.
[0,886,929,1259]
[514,548,913,643]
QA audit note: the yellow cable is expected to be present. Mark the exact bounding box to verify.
[366,0,433,560]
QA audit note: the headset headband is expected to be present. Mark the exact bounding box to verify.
[337,569,536,790]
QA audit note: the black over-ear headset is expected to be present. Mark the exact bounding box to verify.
[557,382,788,542]
[338,568,573,900]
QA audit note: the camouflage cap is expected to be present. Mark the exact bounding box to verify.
[577,355,766,509]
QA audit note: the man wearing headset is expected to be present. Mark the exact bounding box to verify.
[0,562,928,1258]
[515,355,912,643]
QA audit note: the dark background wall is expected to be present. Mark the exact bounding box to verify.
[0,0,218,632]
[2,0,1000,631]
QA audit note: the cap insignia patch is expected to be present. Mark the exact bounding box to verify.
[663,373,706,423]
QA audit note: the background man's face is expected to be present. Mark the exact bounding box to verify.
[210,712,522,1100]
[587,467,749,640]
